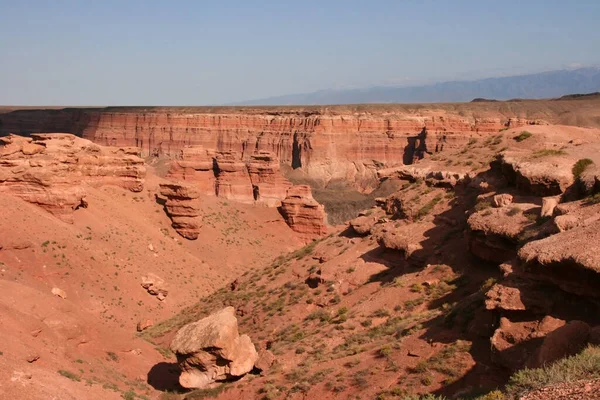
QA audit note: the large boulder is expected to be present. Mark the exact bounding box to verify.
[279,185,327,239]
[170,307,258,389]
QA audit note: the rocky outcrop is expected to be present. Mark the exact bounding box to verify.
[378,165,471,188]
[159,183,202,240]
[141,273,168,301]
[495,151,574,196]
[167,147,291,206]
[214,151,255,204]
[167,146,216,196]
[279,185,327,239]
[0,107,541,190]
[0,133,145,222]
[467,202,541,263]
[247,151,292,207]
[170,307,258,389]
[375,221,431,266]
[518,216,600,298]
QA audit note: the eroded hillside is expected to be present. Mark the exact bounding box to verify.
[1,102,600,400]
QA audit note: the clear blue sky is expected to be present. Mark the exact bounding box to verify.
[1,0,599,105]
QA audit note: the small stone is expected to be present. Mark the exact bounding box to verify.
[148,243,154,252]
[136,318,154,332]
[492,193,513,208]
[51,287,67,299]
[541,196,559,218]
[26,354,40,363]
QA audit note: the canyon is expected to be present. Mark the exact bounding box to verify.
[5,100,595,191]
[1,99,600,400]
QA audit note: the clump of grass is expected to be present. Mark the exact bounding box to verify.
[415,194,443,220]
[572,158,594,178]
[185,384,231,399]
[372,308,391,318]
[474,200,491,212]
[505,345,600,398]
[586,193,600,205]
[305,309,331,323]
[58,369,81,382]
[507,206,522,216]
[532,149,566,158]
[513,131,532,142]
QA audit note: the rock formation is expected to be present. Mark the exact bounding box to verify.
[279,185,327,239]
[247,151,292,207]
[167,147,291,206]
[495,151,575,196]
[170,307,258,389]
[214,151,255,204]
[159,183,203,240]
[0,133,145,222]
[0,107,541,190]
[167,146,216,196]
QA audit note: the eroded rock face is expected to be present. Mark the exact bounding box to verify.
[167,146,216,196]
[467,205,534,264]
[170,307,258,389]
[247,151,292,207]
[279,185,327,239]
[159,183,202,240]
[167,147,291,206]
[496,151,574,196]
[0,108,540,190]
[0,133,145,222]
[518,216,600,298]
[215,151,255,204]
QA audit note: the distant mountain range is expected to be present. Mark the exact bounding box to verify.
[236,67,600,105]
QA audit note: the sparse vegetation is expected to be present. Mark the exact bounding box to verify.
[507,206,522,216]
[58,369,81,382]
[505,345,600,398]
[513,131,532,142]
[415,194,443,219]
[532,149,566,158]
[572,158,594,178]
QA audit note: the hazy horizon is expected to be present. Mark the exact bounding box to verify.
[2,0,600,105]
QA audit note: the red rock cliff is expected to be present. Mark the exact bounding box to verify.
[0,133,146,222]
[0,108,537,191]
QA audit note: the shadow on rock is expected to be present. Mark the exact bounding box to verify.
[147,362,185,392]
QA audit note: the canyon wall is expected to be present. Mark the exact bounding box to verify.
[0,107,536,191]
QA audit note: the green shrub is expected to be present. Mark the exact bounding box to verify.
[572,158,594,178]
[513,131,532,142]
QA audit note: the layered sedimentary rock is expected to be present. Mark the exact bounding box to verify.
[166,146,216,195]
[0,133,145,222]
[247,151,292,207]
[0,107,539,190]
[214,151,255,204]
[159,183,202,240]
[279,185,327,239]
[495,151,575,196]
[167,146,291,206]
[170,307,258,389]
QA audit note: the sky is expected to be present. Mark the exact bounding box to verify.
[1,0,599,105]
